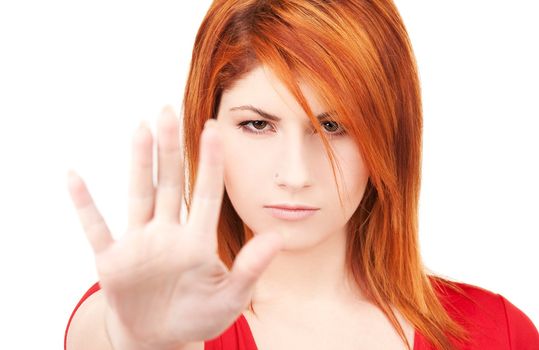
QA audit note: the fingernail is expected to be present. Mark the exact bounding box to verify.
[138,120,149,131]
[162,105,173,116]
[67,169,81,189]
[67,169,77,183]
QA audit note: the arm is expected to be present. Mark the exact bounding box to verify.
[65,287,204,350]
[66,110,279,350]
[65,288,113,350]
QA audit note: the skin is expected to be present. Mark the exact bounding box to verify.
[65,63,414,349]
[215,65,415,349]
[66,104,285,349]
[216,64,371,306]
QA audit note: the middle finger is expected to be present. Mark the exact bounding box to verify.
[127,120,155,230]
[154,105,184,223]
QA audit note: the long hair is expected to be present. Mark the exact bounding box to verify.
[182,1,471,349]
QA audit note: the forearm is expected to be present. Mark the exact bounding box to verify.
[66,290,191,350]
[66,290,114,350]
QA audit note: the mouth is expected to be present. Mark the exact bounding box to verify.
[264,204,320,210]
[264,205,319,221]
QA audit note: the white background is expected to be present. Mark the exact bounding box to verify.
[0,1,537,348]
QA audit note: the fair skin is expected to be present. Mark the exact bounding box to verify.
[65,64,414,349]
[218,65,415,349]
[217,64,369,305]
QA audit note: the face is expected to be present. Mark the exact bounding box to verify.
[216,64,369,250]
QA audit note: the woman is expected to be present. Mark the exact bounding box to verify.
[64,1,538,349]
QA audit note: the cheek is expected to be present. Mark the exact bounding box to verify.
[222,136,267,193]
[334,146,370,201]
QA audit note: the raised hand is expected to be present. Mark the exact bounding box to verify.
[66,106,284,349]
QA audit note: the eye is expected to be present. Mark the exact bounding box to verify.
[237,120,347,137]
[239,120,271,134]
[319,121,345,135]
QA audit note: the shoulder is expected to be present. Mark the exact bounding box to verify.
[497,293,539,349]
[428,276,539,349]
[430,277,504,317]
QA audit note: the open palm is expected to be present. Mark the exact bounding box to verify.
[66,106,283,348]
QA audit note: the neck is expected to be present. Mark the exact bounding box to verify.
[249,227,367,308]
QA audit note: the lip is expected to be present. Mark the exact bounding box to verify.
[264,204,320,210]
[264,205,319,221]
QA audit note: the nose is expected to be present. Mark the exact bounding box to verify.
[274,131,315,192]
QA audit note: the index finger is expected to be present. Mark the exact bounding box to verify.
[187,119,225,239]
[67,170,114,254]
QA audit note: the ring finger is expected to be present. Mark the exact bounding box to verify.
[127,120,155,230]
[154,106,183,223]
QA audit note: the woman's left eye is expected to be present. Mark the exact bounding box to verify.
[237,120,347,137]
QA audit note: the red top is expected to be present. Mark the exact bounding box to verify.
[65,280,538,350]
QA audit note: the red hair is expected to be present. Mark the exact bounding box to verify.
[182,1,471,349]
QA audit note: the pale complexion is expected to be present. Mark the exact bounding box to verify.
[215,65,415,349]
[216,64,370,305]
[65,62,414,349]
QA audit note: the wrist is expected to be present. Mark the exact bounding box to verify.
[104,304,148,350]
[104,304,187,350]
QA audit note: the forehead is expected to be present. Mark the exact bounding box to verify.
[219,65,328,118]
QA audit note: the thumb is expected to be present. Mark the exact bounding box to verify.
[226,232,284,301]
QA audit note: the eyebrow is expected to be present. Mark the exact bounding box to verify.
[229,105,334,122]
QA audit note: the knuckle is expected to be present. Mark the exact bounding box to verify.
[83,220,107,241]
[156,183,181,191]
[128,190,154,202]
